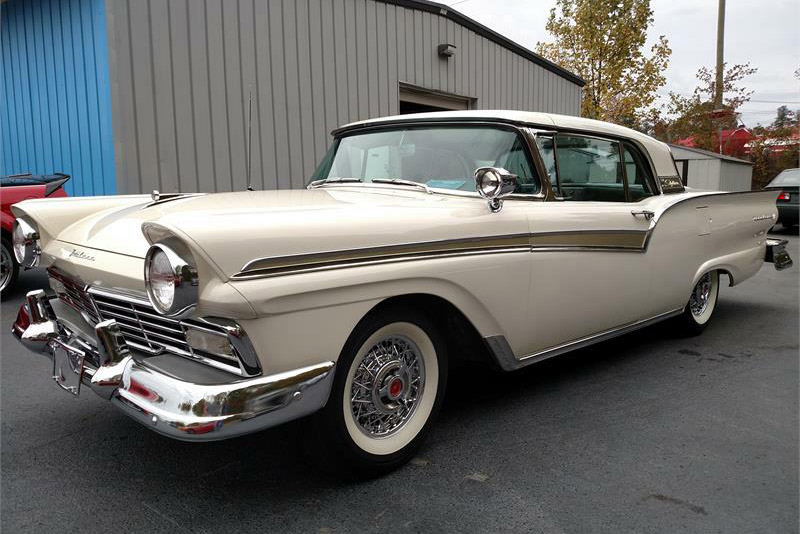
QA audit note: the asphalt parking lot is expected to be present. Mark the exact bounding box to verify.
[2,229,797,534]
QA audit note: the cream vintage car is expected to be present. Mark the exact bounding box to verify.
[11,111,792,477]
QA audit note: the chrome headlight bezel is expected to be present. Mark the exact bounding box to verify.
[144,241,198,319]
[12,218,41,268]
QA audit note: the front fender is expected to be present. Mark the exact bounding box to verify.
[230,252,531,374]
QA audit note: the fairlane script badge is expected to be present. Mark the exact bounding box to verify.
[68,249,95,262]
[752,214,776,222]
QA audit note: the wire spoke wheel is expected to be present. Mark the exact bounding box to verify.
[676,270,720,334]
[689,272,713,317]
[349,335,425,438]
[338,318,443,459]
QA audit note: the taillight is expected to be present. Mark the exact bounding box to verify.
[777,191,790,201]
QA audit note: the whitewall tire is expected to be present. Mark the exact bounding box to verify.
[305,306,447,478]
[675,270,720,335]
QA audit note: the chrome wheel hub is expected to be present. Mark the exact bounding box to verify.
[690,272,713,317]
[350,335,424,437]
[0,245,11,291]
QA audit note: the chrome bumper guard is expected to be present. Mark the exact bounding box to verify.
[765,238,793,271]
[12,290,335,441]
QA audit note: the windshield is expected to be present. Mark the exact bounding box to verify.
[310,126,540,194]
[768,168,800,187]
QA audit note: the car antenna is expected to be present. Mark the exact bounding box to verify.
[246,85,254,191]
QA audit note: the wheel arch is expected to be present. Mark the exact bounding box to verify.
[360,293,496,370]
[693,260,740,289]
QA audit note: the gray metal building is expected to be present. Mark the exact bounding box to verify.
[670,144,753,191]
[105,0,584,194]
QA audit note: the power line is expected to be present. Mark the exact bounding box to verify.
[748,99,800,104]
[656,91,799,104]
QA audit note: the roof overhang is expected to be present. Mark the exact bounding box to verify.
[377,0,585,87]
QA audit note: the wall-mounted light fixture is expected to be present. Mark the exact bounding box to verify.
[437,43,456,58]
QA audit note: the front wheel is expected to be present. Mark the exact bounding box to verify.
[674,270,720,336]
[305,306,447,478]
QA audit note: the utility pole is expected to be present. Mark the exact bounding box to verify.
[715,0,726,153]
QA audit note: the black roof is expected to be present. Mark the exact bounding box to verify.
[378,0,585,87]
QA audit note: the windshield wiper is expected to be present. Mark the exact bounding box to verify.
[371,178,431,194]
[307,177,363,189]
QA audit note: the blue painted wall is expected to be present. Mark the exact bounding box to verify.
[0,0,115,196]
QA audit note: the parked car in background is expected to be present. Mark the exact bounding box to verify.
[764,168,799,228]
[9,111,793,477]
[1,173,70,295]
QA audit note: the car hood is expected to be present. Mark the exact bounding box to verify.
[56,187,522,280]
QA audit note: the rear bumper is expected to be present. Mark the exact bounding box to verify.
[12,290,335,441]
[765,238,793,271]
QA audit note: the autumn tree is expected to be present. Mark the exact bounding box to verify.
[749,105,800,189]
[664,63,758,152]
[535,0,671,127]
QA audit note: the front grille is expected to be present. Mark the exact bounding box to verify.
[90,291,192,354]
[47,268,244,375]
[88,289,241,373]
[49,268,99,323]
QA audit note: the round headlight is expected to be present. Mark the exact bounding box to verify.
[12,219,40,268]
[144,243,198,318]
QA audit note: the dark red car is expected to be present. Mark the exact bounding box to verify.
[1,173,70,295]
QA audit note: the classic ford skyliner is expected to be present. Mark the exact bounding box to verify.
[11,111,792,476]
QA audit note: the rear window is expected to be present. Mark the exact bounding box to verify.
[768,168,800,187]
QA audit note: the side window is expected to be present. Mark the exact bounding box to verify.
[623,142,656,201]
[555,134,625,202]
[534,136,557,191]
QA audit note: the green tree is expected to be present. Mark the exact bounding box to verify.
[535,0,671,127]
[664,63,757,152]
[772,105,796,129]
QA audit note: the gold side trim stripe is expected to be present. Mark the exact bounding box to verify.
[232,230,650,280]
[531,230,649,250]
[234,234,532,279]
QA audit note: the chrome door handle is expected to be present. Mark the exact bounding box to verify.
[631,210,655,220]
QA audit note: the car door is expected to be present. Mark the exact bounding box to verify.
[522,132,658,355]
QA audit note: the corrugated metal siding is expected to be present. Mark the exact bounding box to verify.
[106,0,582,194]
[686,159,720,190]
[719,161,753,191]
[0,0,115,195]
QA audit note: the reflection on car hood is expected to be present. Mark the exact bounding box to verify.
[55,187,520,279]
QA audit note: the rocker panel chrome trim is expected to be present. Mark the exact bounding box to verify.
[485,308,684,372]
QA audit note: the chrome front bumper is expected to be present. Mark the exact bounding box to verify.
[12,290,335,441]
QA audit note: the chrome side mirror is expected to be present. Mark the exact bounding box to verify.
[474,167,518,213]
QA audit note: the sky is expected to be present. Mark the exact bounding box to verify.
[443,0,800,127]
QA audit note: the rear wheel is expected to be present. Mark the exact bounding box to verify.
[0,238,19,297]
[305,306,447,478]
[674,270,720,336]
